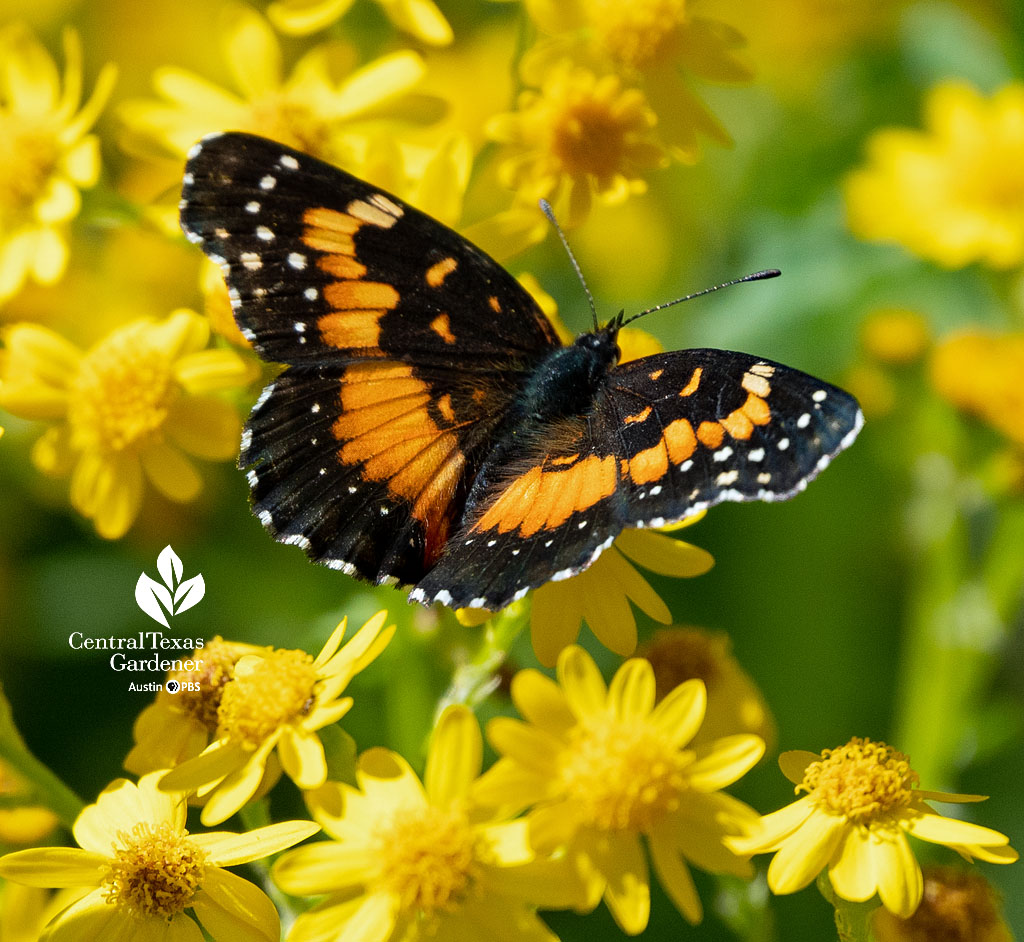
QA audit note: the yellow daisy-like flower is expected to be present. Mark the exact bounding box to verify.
[930,330,1024,448]
[488,61,668,226]
[530,514,714,666]
[119,4,424,166]
[474,646,763,932]
[0,759,58,846]
[0,24,116,302]
[638,625,776,751]
[267,0,453,46]
[845,81,1024,269]
[125,638,265,776]
[729,738,1018,918]
[274,704,587,942]
[160,612,395,826]
[0,310,255,539]
[521,0,749,162]
[0,772,318,942]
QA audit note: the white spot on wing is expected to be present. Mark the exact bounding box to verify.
[288,252,307,270]
[256,225,274,241]
[279,154,299,170]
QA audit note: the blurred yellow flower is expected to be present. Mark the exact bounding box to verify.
[160,612,395,825]
[522,0,749,162]
[119,4,425,167]
[638,626,776,751]
[0,760,57,846]
[475,646,763,932]
[0,772,319,942]
[488,62,667,226]
[124,637,264,776]
[268,0,453,45]
[530,517,714,666]
[861,307,931,366]
[0,310,255,539]
[0,885,87,942]
[845,81,1024,269]
[872,866,1014,942]
[729,738,1018,918]
[0,24,116,302]
[930,330,1024,448]
[274,704,586,942]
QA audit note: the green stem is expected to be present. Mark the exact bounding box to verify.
[0,684,84,830]
[436,600,531,717]
[818,872,879,942]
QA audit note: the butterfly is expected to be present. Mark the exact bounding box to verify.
[180,132,863,611]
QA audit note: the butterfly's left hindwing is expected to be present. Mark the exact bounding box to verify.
[180,132,561,584]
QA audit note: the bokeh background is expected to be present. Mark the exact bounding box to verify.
[1,0,1022,938]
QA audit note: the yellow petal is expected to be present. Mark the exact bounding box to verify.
[31,426,76,476]
[667,796,756,877]
[272,841,375,895]
[379,0,453,45]
[267,0,356,35]
[686,735,765,791]
[200,741,277,826]
[526,802,584,855]
[472,758,553,812]
[30,228,69,284]
[509,669,574,736]
[650,678,706,749]
[140,441,203,503]
[192,820,320,867]
[35,178,79,224]
[0,847,107,886]
[903,811,1010,848]
[648,828,702,924]
[35,888,138,942]
[332,891,397,942]
[486,718,562,775]
[278,725,328,789]
[600,545,670,624]
[424,705,482,808]
[192,866,278,942]
[530,581,584,668]
[581,557,642,653]
[614,528,714,578]
[557,645,607,720]
[728,797,817,854]
[827,826,877,902]
[224,5,282,98]
[3,324,81,389]
[356,749,427,814]
[778,750,819,785]
[91,453,143,540]
[311,618,348,668]
[332,51,425,119]
[164,396,241,461]
[607,658,655,721]
[174,349,256,395]
[765,809,846,894]
[158,740,248,794]
[590,830,650,935]
[871,830,923,918]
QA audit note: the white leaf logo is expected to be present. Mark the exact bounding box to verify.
[136,546,205,625]
[135,573,173,627]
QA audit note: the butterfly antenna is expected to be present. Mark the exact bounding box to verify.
[540,199,600,331]
[617,269,782,329]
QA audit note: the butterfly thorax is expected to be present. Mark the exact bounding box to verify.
[517,329,620,422]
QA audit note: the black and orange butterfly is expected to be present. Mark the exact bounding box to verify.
[180,132,862,611]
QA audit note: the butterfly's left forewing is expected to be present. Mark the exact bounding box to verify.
[179,133,560,584]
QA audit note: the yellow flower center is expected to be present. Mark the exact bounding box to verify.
[560,717,685,832]
[102,822,206,918]
[173,640,248,733]
[369,804,482,916]
[67,324,179,453]
[547,74,657,182]
[0,115,60,223]
[215,649,318,748]
[582,0,687,69]
[799,737,919,824]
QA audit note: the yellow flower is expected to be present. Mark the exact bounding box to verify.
[488,62,668,226]
[872,866,1014,942]
[0,760,57,846]
[521,0,749,161]
[0,25,116,302]
[267,0,453,45]
[930,330,1024,447]
[124,638,265,776]
[530,515,714,666]
[160,612,395,826]
[0,310,255,539]
[118,4,425,167]
[0,772,319,942]
[273,704,587,942]
[729,738,1018,918]
[638,626,776,751]
[474,646,763,932]
[0,885,87,942]
[861,307,931,366]
[845,81,1024,269]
